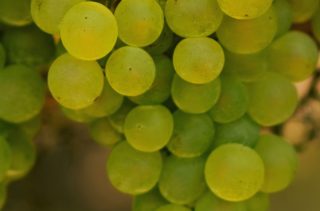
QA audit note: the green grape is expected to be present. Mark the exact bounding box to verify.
[130,55,174,105]
[223,49,268,82]
[133,188,168,211]
[48,53,104,109]
[247,72,298,126]
[5,129,36,181]
[107,141,162,195]
[246,192,269,211]
[0,0,32,26]
[165,0,223,38]
[173,37,224,84]
[0,65,45,123]
[217,7,277,54]
[2,25,55,67]
[288,0,320,23]
[60,1,118,60]
[171,75,221,114]
[31,0,85,34]
[0,183,6,209]
[205,144,264,202]
[268,31,319,82]
[213,116,260,148]
[159,156,207,205]
[89,118,122,147]
[61,107,95,123]
[217,0,273,20]
[144,24,174,56]
[312,7,320,42]
[115,0,164,47]
[209,76,249,124]
[273,0,293,37]
[0,137,11,182]
[167,110,215,158]
[124,105,173,152]
[79,79,124,118]
[195,191,247,211]
[19,115,42,139]
[156,204,191,211]
[106,46,156,96]
[255,134,298,193]
[0,43,5,69]
[108,100,136,133]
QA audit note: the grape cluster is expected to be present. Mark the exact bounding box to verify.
[0,0,319,210]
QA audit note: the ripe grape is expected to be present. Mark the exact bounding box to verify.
[105,46,156,96]
[133,188,167,211]
[217,0,273,20]
[312,7,320,42]
[165,0,223,38]
[173,37,224,84]
[60,1,118,60]
[273,0,293,37]
[255,134,298,193]
[246,192,270,211]
[171,75,221,114]
[31,0,85,34]
[115,0,164,47]
[288,0,320,23]
[48,53,104,110]
[108,100,136,133]
[0,0,32,26]
[159,156,207,205]
[107,141,162,195]
[124,105,173,152]
[0,65,46,123]
[61,107,95,123]
[167,110,215,158]
[156,204,191,211]
[217,7,277,54]
[205,144,264,202]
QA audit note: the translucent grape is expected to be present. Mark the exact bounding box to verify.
[247,72,298,126]
[255,135,298,193]
[0,43,5,69]
[0,137,11,182]
[0,0,32,26]
[213,116,260,148]
[89,118,122,147]
[159,156,207,205]
[48,53,104,110]
[0,65,46,123]
[61,107,95,123]
[115,0,164,47]
[144,24,174,56]
[167,110,215,158]
[6,129,36,181]
[273,0,293,37]
[173,37,224,84]
[312,7,320,42]
[106,46,156,96]
[133,188,168,211]
[209,76,249,124]
[195,191,247,211]
[223,49,268,82]
[79,79,124,118]
[246,192,270,211]
[217,7,277,54]
[288,0,320,23]
[268,31,319,82]
[217,0,273,20]
[171,75,221,114]
[60,1,118,60]
[107,141,162,195]
[205,144,264,202]
[31,0,85,34]
[156,204,191,211]
[124,105,173,152]
[165,0,223,38]
[130,55,174,105]
[2,25,55,67]
[108,100,136,133]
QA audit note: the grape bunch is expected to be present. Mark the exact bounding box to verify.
[0,0,319,210]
